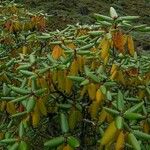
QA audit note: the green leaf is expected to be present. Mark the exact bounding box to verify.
[117,90,124,111]
[67,136,80,148]
[44,136,65,147]
[34,88,47,96]
[29,53,36,65]
[77,43,94,51]
[18,141,28,150]
[17,64,31,71]
[19,122,24,138]
[76,35,89,40]
[11,111,27,118]
[94,13,113,21]
[8,142,19,150]
[26,96,36,113]
[10,95,29,103]
[62,54,73,65]
[47,54,57,63]
[103,107,119,115]
[115,116,123,129]
[88,31,104,36]
[124,112,144,120]
[20,70,35,76]
[0,138,18,144]
[31,78,37,91]
[57,104,72,109]
[125,102,144,113]
[6,58,15,67]
[60,113,69,133]
[133,24,147,30]
[100,85,107,95]
[118,16,140,21]
[21,78,28,88]
[8,85,30,95]
[37,67,50,75]
[97,21,112,26]
[67,76,85,82]
[133,130,150,140]
[80,79,89,86]
[128,133,141,150]
[88,72,100,83]
[37,34,51,39]
[84,66,90,76]
[146,87,150,95]
[139,27,150,32]
[2,83,10,96]
[106,91,112,101]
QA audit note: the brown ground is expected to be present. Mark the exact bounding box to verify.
[17,0,150,50]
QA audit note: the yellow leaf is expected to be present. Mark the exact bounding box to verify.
[63,144,73,150]
[110,64,118,75]
[0,101,6,111]
[138,90,145,100]
[91,61,97,70]
[80,85,88,97]
[89,101,100,119]
[77,55,85,72]
[65,76,73,94]
[88,83,96,100]
[106,113,114,123]
[110,70,118,80]
[22,46,28,55]
[52,70,58,83]
[13,21,22,32]
[6,102,16,115]
[91,47,97,52]
[127,35,135,56]
[143,120,150,134]
[37,98,47,116]
[70,59,78,75]
[115,130,125,150]
[0,132,4,140]
[31,104,40,127]
[110,64,118,80]
[116,70,126,85]
[69,108,82,130]
[57,70,66,91]
[96,89,104,104]
[39,77,48,89]
[99,109,107,123]
[100,38,110,64]
[66,43,76,49]
[100,38,110,58]
[100,121,118,145]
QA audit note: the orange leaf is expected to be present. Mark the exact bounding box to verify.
[52,45,64,59]
[113,31,127,54]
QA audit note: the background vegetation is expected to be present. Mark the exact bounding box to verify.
[15,0,150,50]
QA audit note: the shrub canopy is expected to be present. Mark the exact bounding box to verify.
[0,1,150,150]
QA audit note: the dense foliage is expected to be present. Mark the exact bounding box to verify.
[0,1,150,150]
